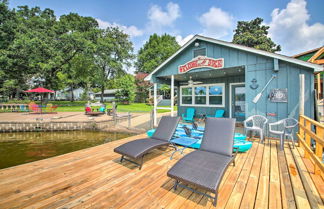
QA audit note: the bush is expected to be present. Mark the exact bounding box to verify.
[115,74,136,104]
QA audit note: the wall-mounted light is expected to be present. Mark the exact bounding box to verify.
[194,42,200,47]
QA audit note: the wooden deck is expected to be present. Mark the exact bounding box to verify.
[0,134,323,209]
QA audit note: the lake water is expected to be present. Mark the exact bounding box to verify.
[0,131,134,169]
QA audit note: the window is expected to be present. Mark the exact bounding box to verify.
[209,85,223,105]
[193,48,206,57]
[180,83,225,107]
[194,86,206,105]
[181,87,192,104]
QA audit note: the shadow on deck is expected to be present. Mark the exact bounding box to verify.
[0,134,323,208]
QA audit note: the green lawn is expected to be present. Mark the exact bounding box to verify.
[56,103,177,113]
[0,101,177,113]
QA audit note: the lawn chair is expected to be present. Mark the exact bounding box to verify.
[114,116,180,170]
[244,115,268,143]
[167,118,237,206]
[19,104,28,112]
[207,109,225,118]
[28,102,41,114]
[268,118,298,150]
[45,103,58,113]
[182,108,195,122]
[46,103,52,113]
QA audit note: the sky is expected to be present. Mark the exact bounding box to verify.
[9,0,324,57]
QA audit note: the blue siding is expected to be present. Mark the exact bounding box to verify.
[153,40,315,121]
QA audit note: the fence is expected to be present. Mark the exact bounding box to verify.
[297,115,324,179]
[0,104,28,112]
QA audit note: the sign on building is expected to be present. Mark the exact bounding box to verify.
[269,89,288,102]
[178,56,224,74]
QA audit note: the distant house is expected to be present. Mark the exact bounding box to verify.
[56,88,94,101]
[293,47,324,100]
[94,89,119,102]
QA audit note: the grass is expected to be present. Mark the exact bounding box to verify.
[57,103,177,113]
[0,101,177,113]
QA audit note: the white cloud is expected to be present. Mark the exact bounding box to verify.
[147,2,181,32]
[268,0,324,55]
[198,7,234,39]
[176,34,194,46]
[96,18,144,37]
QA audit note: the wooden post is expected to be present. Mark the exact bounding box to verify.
[314,127,323,175]
[171,75,174,117]
[299,74,305,115]
[316,73,321,100]
[304,120,311,159]
[298,116,305,147]
[153,83,157,127]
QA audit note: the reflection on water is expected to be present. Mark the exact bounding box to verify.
[0,131,134,169]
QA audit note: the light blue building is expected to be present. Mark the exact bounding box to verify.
[145,35,322,125]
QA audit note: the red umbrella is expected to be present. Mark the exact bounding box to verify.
[25,87,55,113]
[25,87,54,93]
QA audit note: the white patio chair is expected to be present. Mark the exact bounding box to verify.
[268,118,298,150]
[244,115,268,143]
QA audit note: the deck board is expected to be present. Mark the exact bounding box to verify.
[0,134,323,209]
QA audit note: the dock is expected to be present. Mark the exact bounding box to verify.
[0,134,323,208]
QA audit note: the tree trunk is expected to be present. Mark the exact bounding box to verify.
[100,85,104,103]
[70,85,74,102]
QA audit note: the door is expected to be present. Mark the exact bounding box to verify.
[231,84,245,121]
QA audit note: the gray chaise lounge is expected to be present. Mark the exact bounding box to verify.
[167,118,237,206]
[114,116,180,170]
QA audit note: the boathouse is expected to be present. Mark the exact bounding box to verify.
[145,35,323,125]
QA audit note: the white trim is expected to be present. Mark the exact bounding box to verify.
[157,107,172,110]
[171,75,174,116]
[180,83,225,107]
[229,82,245,119]
[153,83,157,126]
[145,35,322,81]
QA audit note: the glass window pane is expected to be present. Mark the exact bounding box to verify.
[209,96,222,105]
[209,86,223,95]
[182,96,192,104]
[195,86,206,95]
[193,48,206,57]
[195,96,206,104]
[182,88,192,95]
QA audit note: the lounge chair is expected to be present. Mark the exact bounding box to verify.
[114,116,180,169]
[167,118,237,206]
[182,108,195,122]
[207,109,225,118]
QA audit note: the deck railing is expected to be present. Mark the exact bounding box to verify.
[297,115,324,178]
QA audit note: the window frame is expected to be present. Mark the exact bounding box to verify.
[180,83,225,107]
[193,48,207,58]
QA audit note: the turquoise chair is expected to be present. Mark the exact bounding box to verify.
[207,109,225,118]
[99,106,106,113]
[182,108,195,122]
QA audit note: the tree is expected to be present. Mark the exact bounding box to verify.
[93,27,134,102]
[232,17,281,53]
[0,5,99,94]
[115,74,136,104]
[160,84,170,98]
[57,53,96,101]
[135,34,180,74]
